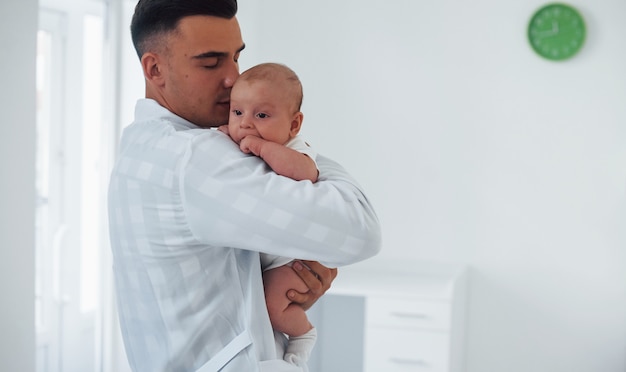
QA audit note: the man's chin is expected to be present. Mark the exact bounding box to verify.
[207,106,230,127]
[199,113,229,128]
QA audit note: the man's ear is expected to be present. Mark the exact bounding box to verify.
[141,52,166,87]
[289,112,304,137]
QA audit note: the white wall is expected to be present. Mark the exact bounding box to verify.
[237,1,626,371]
[14,0,624,371]
[0,0,37,371]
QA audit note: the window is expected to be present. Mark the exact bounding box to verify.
[36,1,110,370]
[80,13,104,314]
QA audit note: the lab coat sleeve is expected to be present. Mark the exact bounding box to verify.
[181,131,381,267]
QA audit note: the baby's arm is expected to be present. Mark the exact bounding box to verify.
[240,136,318,183]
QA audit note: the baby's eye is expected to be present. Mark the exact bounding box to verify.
[232,110,242,116]
[256,112,269,119]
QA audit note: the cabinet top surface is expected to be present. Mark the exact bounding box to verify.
[329,260,467,300]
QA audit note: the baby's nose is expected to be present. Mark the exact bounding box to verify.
[240,116,254,128]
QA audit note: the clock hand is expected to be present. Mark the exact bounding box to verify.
[533,20,560,38]
[533,28,556,38]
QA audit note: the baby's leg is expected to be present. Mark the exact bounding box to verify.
[263,265,313,337]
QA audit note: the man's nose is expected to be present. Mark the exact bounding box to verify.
[223,61,240,88]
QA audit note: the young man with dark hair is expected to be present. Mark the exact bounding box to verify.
[108,1,381,371]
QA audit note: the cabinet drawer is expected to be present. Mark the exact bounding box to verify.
[364,328,450,372]
[366,297,451,330]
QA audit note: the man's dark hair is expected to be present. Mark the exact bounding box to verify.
[130,0,238,59]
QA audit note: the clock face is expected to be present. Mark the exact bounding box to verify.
[528,3,586,61]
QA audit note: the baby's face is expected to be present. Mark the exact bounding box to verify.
[228,79,300,145]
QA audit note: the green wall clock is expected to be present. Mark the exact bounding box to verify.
[528,3,586,61]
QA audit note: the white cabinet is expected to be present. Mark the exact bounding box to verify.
[364,328,449,372]
[307,261,467,372]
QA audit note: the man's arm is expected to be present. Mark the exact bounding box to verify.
[183,130,381,267]
[239,135,318,183]
[218,129,340,310]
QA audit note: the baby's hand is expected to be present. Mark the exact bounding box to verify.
[239,135,265,157]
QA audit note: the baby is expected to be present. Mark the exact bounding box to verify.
[219,62,320,367]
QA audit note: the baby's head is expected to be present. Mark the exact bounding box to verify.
[228,63,304,145]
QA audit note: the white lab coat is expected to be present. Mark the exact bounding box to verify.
[108,99,381,371]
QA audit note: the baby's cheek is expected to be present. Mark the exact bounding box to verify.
[229,128,241,143]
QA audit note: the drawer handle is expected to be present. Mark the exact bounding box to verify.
[389,357,428,366]
[390,311,429,319]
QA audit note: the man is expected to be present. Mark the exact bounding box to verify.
[107,0,381,371]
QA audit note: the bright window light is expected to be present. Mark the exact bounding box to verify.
[80,13,103,313]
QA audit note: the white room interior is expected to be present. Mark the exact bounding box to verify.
[2,0,625,371]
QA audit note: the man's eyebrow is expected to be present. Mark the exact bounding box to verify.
[192,51,225,59]
[192,44,246,59]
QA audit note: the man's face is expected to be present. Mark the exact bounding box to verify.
[161,15,244,128]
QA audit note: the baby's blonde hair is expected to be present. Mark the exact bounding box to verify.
[238,63,303,112]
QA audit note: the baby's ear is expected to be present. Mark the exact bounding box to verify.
[290,112,304,137]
